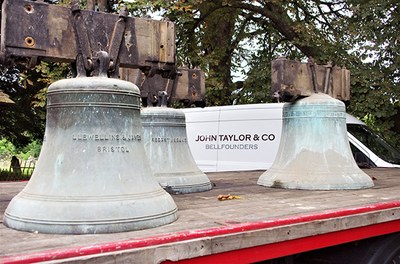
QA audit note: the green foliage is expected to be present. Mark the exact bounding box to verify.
[20,140,42,160]
[0,62,70,147]
[0,168,32,181]
[0,66,44,147]
[0,0,398,150]
[0,138,39,180]
[205,81,234,106]
[123,0,399,148]
[32,62,71,107]
[0,138,16,159]
[345,0,400,148]
[0,138,42,160]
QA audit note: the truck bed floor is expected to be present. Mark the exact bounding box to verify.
[1,168,399,263]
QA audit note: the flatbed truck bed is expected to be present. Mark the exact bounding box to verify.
[1,168,400,263]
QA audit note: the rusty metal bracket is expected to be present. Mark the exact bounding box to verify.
[308,57,318,93]
[120,67,204,106]
[271,57,350,102]
[108,6,128,78]
[323,61,333,94]
[71,0,94,76]
[71,2,127,77]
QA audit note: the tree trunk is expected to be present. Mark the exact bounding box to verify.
[200,1,239,92]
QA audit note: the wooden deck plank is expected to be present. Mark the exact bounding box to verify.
[1,168,399,262]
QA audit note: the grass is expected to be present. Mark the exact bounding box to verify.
[0,168,32,181]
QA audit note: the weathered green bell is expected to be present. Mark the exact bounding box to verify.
[258,93,374,190]
[3,77,178,234]
[141,106,212,194]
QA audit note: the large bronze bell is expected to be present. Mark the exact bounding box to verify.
[258,93,374,190]
[141,106,212,194]
[3,77,178,234]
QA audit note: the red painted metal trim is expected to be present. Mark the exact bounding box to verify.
[166,219,400,264]
[2,200,400,264]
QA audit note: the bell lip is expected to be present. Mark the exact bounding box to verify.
[257,169,375,190]
[156,171,213,194]
[3,192,178,234]
[3,209,178,234]
[162,182,213,194]
[257,181,374,190]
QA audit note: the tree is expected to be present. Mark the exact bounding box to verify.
[125,1,351,100]
[1,0,398,148]
[0,65,46,147]
[345,0,399,147]
[0,0,96,148]
[124,0,399,147]
[0,62,70,148]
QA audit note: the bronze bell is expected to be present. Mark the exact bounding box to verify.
[141,106,212,194]
[3,77,178,234]
[258,93,374,190]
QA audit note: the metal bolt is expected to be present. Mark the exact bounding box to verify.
[24,4,34,13]
[24,37,35,47]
